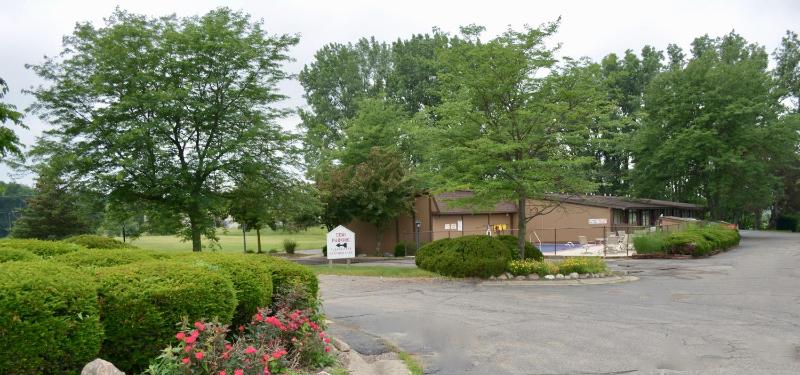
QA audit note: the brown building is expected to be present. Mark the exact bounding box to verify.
[347,192,703,255]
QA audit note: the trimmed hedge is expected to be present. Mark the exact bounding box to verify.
[496,235,544,261]
[50,248,160,268]
[415,235,514,278]
[0,247,41,263]
[63,234,134,249]
[96,261,237,373]
[0,238,82,258]
[634,225,740,257]
[250,256,319,300]
[0,262,104,375]
[174,252,274,327]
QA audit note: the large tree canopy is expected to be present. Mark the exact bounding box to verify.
[26,8,298,250]
[0,77,26,159]
[413,23,608,257]
[632,32,792,221]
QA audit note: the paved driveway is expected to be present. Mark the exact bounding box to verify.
[319,230,800,374]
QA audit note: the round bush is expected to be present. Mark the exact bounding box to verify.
[250,256,319,304]
[63,234,134,249]
[0,262,103,375]
[96,261,237,373]
[0,247,41,263]
[175,252,273,327]
[50,248,159,268]
[0,238,82,258]
[495,235,544,261]
[415,235,514,278]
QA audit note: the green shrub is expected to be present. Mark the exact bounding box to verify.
[96,261,237,373]
[63,234,135,249]
[321,245,327,257]
[496,235,544,261]
[556,257,607,274]
[415,235,514,278]
[394,241,416,257]
[776,213,799,232]
[0,238,82,258]
[665,230,714,256]
[50,248,159,268]
[0,262,103,375]
[283,238,298,254]
[632,231,669,254]
[0,247,40,263]
[251,256,319,304]
[269,248,278,254]
[174,252,273,328]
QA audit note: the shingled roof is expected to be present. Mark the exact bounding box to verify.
[432,191,517,214]
[546,194,704,211]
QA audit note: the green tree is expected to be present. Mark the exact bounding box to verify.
[632,32,787,222]
[26,8,297,251]
[317,148,414,253]
[0,77,26,159]
[11,170,91,239]
[414,23,602,258]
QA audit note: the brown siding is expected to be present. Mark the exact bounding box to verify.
[526,200,612,243]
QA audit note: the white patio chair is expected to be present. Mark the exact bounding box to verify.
[578,235,591,254]
[604,235,620,255]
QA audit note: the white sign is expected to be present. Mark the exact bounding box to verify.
[588,218,608,225]
[326,225,355,260]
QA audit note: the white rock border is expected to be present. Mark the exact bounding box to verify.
[488,271,618,281]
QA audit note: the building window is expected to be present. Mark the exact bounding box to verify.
[642,210,650,226]
[628,211,638,226]
[613,210,624,225]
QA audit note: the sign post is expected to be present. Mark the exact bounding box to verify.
[326,225,355,267]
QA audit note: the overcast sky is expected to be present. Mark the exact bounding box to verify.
[1,0,799,184]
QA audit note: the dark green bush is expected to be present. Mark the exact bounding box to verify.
[251,256,319,303]
[394,241,416,257]
[63,234,135,249]
[321,245,327,257]
[634,226,739,257]
[283,238,298,254]
[0,262,103,375]
[0,238,82,258]
[175,252,273,327]
[665,230,713,256]
[496,235,544,261]
[415,235,514,278]
[50,248,159,268]
[776,213,799,232]
[96,261,237,373]
[0,247,40,263]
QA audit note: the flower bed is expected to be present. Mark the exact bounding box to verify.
[507,257,607,278]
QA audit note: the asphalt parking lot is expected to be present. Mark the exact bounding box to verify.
[320,230,800,374]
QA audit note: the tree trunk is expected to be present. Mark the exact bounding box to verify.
[375,224,385,256]
[188,214,202,252]
[256,228,262,253]
[121,226,127,243]
[517,192,527,259]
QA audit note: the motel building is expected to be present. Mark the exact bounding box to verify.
[347,191,704,255]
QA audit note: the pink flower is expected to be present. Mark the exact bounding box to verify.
[175,332,186,341]
[238,325,245,332]
[219,371,227,375]
[263,368,271,375]
[254,313,263,322]
[325,346,331,353]
[194,351,204,360]
[318,332,325,339]
[181,357,190,365]
[184,345,193,353]
[224,343,233,351]
[234,369,244,375]
[324,337,331,344]
[272,349,288,359]
[184,336,196,344]
[194,321,206,331]
[245,346,257,354]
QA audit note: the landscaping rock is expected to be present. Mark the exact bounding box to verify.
[489,275,497,280]
[528,274,540,280]
[504,272,514,279]
[569,272,579,279]
[331,336,351,352]
[81,359,124,375]
[514,275,526,281]
[555,273,565,280]
[497,273,508,280]
[544,274,555,280]
[579,273,589,279]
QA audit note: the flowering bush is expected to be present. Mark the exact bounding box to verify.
[507,259,559,276]
[145,287,335,375]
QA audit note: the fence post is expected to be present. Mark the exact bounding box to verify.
[603,226,606,257]
[554,228,557,256]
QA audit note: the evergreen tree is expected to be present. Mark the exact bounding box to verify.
[11,172,90,239]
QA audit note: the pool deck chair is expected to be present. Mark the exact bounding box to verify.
[578,235,591,254]
[605,236,620,255]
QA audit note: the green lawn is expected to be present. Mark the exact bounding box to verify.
[120,227,326,252]
[309,264,437,278]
